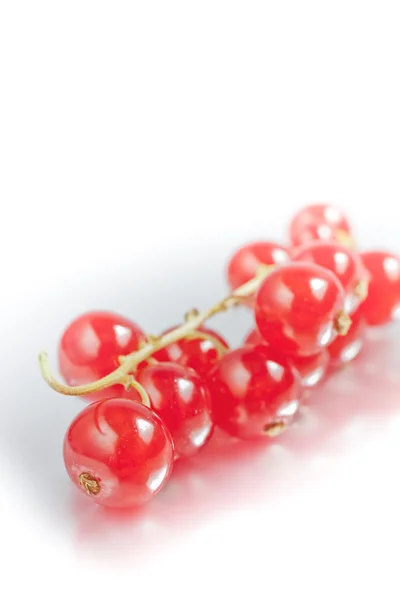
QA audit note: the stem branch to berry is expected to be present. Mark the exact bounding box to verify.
[182,331,227,357]
[38,267,272,397]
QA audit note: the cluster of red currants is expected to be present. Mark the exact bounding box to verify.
[41,204,400,509]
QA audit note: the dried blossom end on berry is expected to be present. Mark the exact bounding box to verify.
[264,421,287,437]
[79,473,101,496]
[334,310,352,336]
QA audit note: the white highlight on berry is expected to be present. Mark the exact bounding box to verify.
[189,422,212,447]
[80,325,101,359]
[230,362,251,396]
[277,399,300,418]
[136,418,155,444]
[266,360,284,382]
[147,465,169,491]
[200,339,214,353]
[113,324,133,347]
[333,251,349,275]
[317,224,332,240]
[168,344,182,361]
[318,322,334,347]
[391,303,400,320]
[275,280,295,307]
[324,205,342,224]
[309,277,328,301]
[302,366,325,388]
[344,293,360,315]
[340,339,363,363]
[177,378,194,403]
[383,256,400,281]
[272,248,291,264]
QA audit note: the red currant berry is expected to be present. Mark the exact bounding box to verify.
[59,311,145,401]
[244,328,328,388]
[153,326,229,377]
[137,363,213,458]
[328,308,365,365]
[359,251,400,325]
[64,398,174,508]
[255,263,348,356]
[227,241,291,290]
[290,350,329,388]
[207,345,301,440]
[292,241,368,314]
[244,328,264,346]
[289,204,352,248]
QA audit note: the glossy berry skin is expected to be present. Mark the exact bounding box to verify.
[64,398,174,508]
[59,311,145,401]
[152,326,229,377]
[244,328,328,388]
[244,328,265,346]
[293,241,367,314]
[207,345,301,440]
[289,204,352,248]
[359,251,400,325]
[328,308,365,365]
[255,263,347,357]
[290,350,329,388]
[137,363,214,458]
[227,241,291,290]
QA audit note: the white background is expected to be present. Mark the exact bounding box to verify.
[1,1,400,598]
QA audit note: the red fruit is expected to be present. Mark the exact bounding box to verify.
[59,311,145,401]
[207,345,301,440]
[328,309,365,365]
[153,326,229,377]
[293,241,368,314]
[64,398,174,508]
[290,350,329,388]
[359,251,400,325]
[255,263,348,356]
[289,204,352,248]
[244,328,328,387]
[244,328,264,346]
[137,363,213,458]
[227,241,291,290]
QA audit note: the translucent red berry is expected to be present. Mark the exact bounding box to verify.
[244,328,264,346]
[289,204,352,248]
[137,363,214,457]
[153,326,229,377]
[59,311,145,401]
[290,350,328,388]
[227,241,291,290]
[207,345,301,440]
[255,263,348,356]
[359,251,400,325]
[328,308,365,365]
[244,328,328,387]
[293,241,368,314]
[64,398,174,508]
